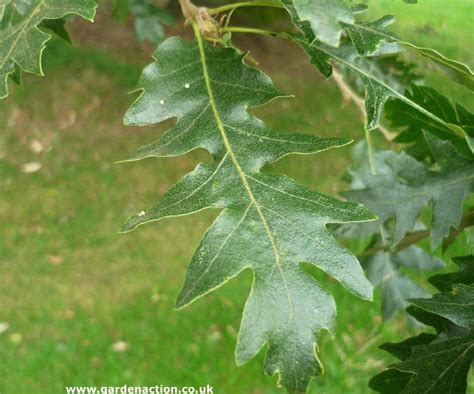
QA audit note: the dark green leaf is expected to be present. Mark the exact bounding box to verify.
[39,18,71,43]
[409,284,474,329]
[379,333,437,361]
[369,369,412,393]
[388,85,474,156]
[429,255,474,292]
[390,335,474,393]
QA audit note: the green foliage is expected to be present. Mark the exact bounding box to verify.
[387,85,474,155]
[2,0,472,392]
[121,33,375,393]
[281,0,353,46]
[362,246,444,321]
[343,136,474,248]
[112,0,174,45]
[0,0,97,99]
[370,255,474,393]
[119,1,474,392]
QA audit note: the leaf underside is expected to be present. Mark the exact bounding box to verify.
[343,136,474,249]
[0,0,97,99]
[122,36,375,393]
[363,246,444,321]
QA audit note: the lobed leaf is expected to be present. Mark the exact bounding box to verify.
[387,85,474,155]
[371,335,474,393]
[409,284,474,329]
[0,0,97,99]
[285,5,473,138]
[121,35,376,393]
[342,7,474,91]
[343,136,474,249]
[370,255,474,393]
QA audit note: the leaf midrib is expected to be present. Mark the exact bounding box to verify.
[305,39,466,138]
[192,22,301,387]
[350,22,474,76]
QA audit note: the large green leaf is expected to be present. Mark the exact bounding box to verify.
[0,0,97,99]
[280,0,353,47]
[121,34,375,392]
[343,136,474,248]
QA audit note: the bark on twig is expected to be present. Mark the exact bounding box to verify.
[332,69,395,141]
[360,209,474,256]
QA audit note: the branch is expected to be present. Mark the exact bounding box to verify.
[178,0,220,38]
[360,209,474,256]
[207,1,284,15]
[332,69,395,141]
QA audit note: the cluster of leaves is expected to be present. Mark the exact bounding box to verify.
[370,255,474,393]
[112,0,474,392]
[2,0,473,393]
[0,0,97,99]
[112,0,174,46]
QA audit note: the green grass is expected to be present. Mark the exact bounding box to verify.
[0,2,473,393]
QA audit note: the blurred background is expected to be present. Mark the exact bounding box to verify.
[0,0,473,392]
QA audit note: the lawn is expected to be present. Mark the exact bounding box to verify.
[0,1,472,393]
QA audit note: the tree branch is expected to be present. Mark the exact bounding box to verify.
[332,68,395,141]
[360,209,474,256]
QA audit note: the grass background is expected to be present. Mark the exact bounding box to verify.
[0,0,473,393]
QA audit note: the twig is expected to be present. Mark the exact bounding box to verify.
[332,68,395,141]
[360,209,474,256]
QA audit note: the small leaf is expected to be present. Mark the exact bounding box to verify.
[281,0,354,47]
[388,85,474,155]
[363,246,444,321]
[344,8,474,90]
[345,15,398,56]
